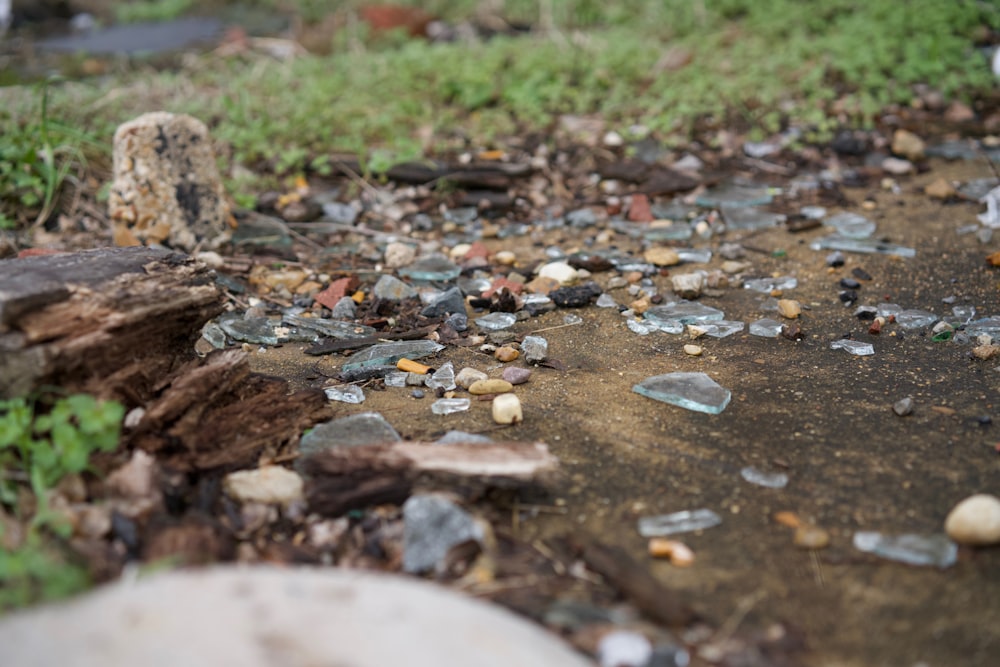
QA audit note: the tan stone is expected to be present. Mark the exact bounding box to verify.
[777,299,801,319]
[924,178,956,200]
[109,112,231,251]
[468,379,514,395]
[945,494,1000,546]
[891,129,925,161]
[643,247,680,267]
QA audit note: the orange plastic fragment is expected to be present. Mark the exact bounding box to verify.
[397,358,431,374]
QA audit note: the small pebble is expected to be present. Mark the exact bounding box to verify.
[494,250,517,265]
[945,494,1000,546]
[793,525,831,550]
[411,389,425,399]
[501,367,532,385]
[492,393,523,425]
[223,467,304,506]
[777,299,801,319]
[468,379,514,395]
[495,346,520,362]
[683,344,703,356]
[893,396,914,416]
[455,367,488,389]
[537,261,578,285]
[644,247,681,267]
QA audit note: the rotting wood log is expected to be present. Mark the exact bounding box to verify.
[305,441,559,516]
[0,246,222,400]
[128,349,331,472]
[0,246,333,472]
[580,539,700,628]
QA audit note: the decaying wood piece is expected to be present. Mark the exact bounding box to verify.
[305,441,559,516]
[580,540,700,628]
[0,247,332,472]
[128,349,331,472]
[0,246,222,400]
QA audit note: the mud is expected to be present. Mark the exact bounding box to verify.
[249,158,1000,667]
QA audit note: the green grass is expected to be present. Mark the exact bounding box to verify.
[0,394,125,611]
[0,0,996,220]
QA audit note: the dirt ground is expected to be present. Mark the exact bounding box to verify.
[248,158,1000,667]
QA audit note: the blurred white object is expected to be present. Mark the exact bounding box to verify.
[993,47,1000,78]
[0,0,11,36]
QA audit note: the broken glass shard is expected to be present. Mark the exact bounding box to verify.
[895,309,938,329]
[740,466,788,489]
[633,372,731,414]
[743,276,798,293]
[825,212,876,239]
[958,178,999,200]
[431,398,471,415]
[403,494,484,574]
[425,362,456,391]
[676,248,713,263]
[692,320,745,338]
[644,301,724,326]
[644,222,693,241]
[435,430,495,445]
[564,314,583,325]
[966,316,1000,337]
[877,303,902,318]
[749,318,784,338]
[852,532,957,569]
[696,184,773,208]
[627,319,658,335]
[373,274,417,301]
[637,508,722,537]
[324,384,365,404]
[596,294,619,308]
[810,235,916,258]
[521,336,549,364]
[721,206,785,231]
[979,185,1000,228]
[341,340,444,372]
[421,286,465,318]
[283,314,375,339]
[398,254,461,281]
[219,317,281,345]
[475,312,517,331]
[567,208,598,228]
[830,339,874,356]
[200,322,227,349]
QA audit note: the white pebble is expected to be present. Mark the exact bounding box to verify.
[224,467,304,506]
[683,344,703,356]
[537,261,578,285]
[492,393,523,425]
[945,494,1000,546]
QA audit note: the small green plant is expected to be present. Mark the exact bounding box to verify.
[0,82,94,228]
[0,393,125,611]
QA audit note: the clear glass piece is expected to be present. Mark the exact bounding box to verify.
[637,508,722,537]
[431,398,471,415]
[740,466,788,488]
[830,339,875,356]
[633,372,731,414]
[341,340,444,371]
[853,531,958,569]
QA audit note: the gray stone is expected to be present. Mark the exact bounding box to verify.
[109,112,231,251]
[298,412,400,462]
[373,274,417,301]
[521,335,548,364]
[403,494,484,574]
[0,566,592,667]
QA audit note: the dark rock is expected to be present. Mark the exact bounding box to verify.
[549,282,601,308]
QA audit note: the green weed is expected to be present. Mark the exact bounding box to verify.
[0,393,125,611]
[0,82,96,229]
